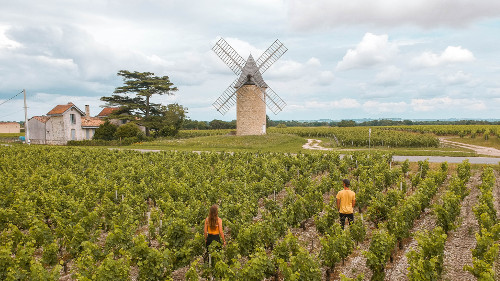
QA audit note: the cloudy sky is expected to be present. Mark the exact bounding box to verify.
[1,0,500,122]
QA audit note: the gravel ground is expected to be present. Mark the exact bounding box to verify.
[383,174,454,281]
[494,171,500,281]
[441,172,481,281]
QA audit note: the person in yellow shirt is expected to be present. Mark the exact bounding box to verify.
[336,179,356,230]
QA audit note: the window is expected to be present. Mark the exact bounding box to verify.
[71,129,76,140]
[70,114,76,124]
[86,129,90,140]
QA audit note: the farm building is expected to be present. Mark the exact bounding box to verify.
[28,103,105,145]
[0,122,20,133]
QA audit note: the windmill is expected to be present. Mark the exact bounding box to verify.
[212,38,287,135]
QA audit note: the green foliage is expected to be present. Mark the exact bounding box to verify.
[401,159,410,175]
[417,160,430,178]
[363,228,395,281]
[314,198,340,235]
[278,248,322,281]
[269,126,440,148]
[114,122,144,139]
[464,166,499,281]
[94,252,130,281]
[433,191,461,233]
[29,260,61,281]
[238,248,274,281]
[340,273,365,281]
[102,70,179,136]
[457,159,471,182]
[185,260,199,281]
[320,227,354,271]
[93,121,118,140]
[272,231,301,262]
[131,234,171,281]
[41,241,59,266]
[407,227,447,280]
[367,189,402,226]
[147,103,187,137]
[349,214,366,245]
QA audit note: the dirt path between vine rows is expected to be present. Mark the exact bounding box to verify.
[493,171,500,280]
[441,172,481,281]
[382,174,457,281]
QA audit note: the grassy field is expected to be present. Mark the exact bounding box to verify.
[125,133,482,156]
[130,133,307,153]
[0,133,24,138]
[0,133,24,143]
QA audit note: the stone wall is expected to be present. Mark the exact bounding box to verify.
[28,119,46,144]
[236,85,266,136]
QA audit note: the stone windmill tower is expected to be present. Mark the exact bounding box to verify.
[212,38,287,135]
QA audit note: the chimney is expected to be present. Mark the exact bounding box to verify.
[85,105,90,118]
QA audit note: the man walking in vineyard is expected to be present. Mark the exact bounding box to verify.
[336,179,356,229]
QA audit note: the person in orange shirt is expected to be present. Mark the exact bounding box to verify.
[336,179,356,230]
[204,204,226,249]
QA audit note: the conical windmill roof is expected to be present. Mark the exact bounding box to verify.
[234,54,268,88]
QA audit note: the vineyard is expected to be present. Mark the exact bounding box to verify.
[0,145,499,280]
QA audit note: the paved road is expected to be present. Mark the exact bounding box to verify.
[392,155,500,165]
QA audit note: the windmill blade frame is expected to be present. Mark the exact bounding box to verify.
[255,39,288,75]
[212,78,239,115]
[255,85,287,115]
[212,38,246,76]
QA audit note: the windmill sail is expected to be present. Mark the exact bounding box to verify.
[256,39,288,74]
[212,78,238,115]
[256,86,287,115]
[212,38,246,76]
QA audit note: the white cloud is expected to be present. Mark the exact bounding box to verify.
[411,46,475,67]
[288,0,500,30]
[336,33,398,71]
[289,98,361,111]
[375,66,402,85]
[362,100,408,113]
[440,71,473,85]
[306,57,321,67]
[411,97,486,111]
[0,25,22,50]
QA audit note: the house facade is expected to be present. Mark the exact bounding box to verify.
[0,122,20,133]
[29,103,104,145]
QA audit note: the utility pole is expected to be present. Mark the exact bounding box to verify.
[23,89,30,145]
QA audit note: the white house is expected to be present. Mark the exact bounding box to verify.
[29,103,104,145]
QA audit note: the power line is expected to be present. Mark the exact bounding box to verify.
[0,109,24,119]
[0,90,24,107]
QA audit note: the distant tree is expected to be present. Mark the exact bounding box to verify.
[182,119,210,130]
[115,122,144,139]
[147,103,187,137]
[337,120,357,127]
[208,119,236,130]
[101,70,178,136]
[93,121,118,140]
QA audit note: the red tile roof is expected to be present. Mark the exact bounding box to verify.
[97,107,121,117]
[0,122,19,125]
[81,117,104,128]
[47,102,84,116]
[31,116,50,123]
